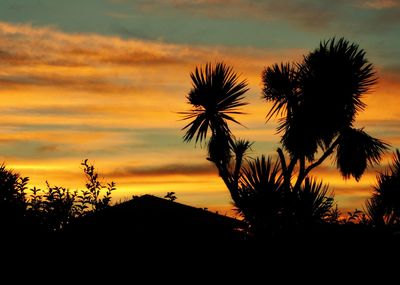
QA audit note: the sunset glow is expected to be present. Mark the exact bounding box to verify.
[1,1,399,216]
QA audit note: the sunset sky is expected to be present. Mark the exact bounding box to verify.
[0,0,399,215]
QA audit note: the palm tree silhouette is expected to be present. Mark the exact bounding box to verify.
[263,38,388,190]
[181,62,250,202]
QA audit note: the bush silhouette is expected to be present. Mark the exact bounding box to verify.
[181,38,387,236]
[0,165,30,234]
[0,160,116,235]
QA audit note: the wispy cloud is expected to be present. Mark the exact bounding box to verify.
[0,21,186,68]
[110,163,215,178]
[136,0,337,29]
[362,0,400,9]
[129,0,400,34]
[0,21,300,93]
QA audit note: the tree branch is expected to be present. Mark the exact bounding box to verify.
[212,159,241,205]
[292,137,340,190]
[278,148,297,191]
[277,148,287,174]
[304,137,340,178]
[287,156,297,176]
[294,156,306,190]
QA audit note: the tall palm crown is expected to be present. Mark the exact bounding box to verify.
[182,62,248,144]
[182,62,248,164]
[262,38,387,180]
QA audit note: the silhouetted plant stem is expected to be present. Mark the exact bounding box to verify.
[277,148,287,175]
[304,138,340,179]
[295,156,306,191]
[232,154,242,193]
[278,148,299,192]
[215,161,239,204]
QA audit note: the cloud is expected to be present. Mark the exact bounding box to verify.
[37,144,61,153]
[362,0,400,9]
[0,21,186,68]
[136,0,337,29]
[129,0,400,35]
[0,21,301,94]
[0,73,137,93]
[110,163,215,178]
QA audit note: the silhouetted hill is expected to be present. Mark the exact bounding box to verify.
[66,195,245,242]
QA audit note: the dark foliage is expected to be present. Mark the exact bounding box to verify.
[0,165,29,234]
[294,178,334,227]
[0,160,116,234]
[367,150,400,226]
[336,128,388,181]
[262,37,387,175]
[236,156,284,236]
[235,157,335,236]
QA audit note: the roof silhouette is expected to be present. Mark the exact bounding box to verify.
[67,194,245,242]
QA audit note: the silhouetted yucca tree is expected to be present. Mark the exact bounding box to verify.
[181,62,333,235]
[181,62,251,202]
[182,38,387,236]
[263,38,388,191]
[366,150,400,226]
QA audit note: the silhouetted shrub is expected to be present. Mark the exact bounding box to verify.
[0,164,29,234]
[0,160,116,234]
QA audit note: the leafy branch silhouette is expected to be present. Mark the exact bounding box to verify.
[0,160,116,234]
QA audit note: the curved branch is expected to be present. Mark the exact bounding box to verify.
[299,138,341,191]
[305,138,340,177]
[293,137,340,190]
[294,156,306,190]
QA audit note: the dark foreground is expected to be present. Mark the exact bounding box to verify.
[4,195,400,255]
[3,196,400,282]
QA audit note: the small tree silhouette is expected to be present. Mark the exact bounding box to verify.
[80,159,116,213]
[164,192,177,202]
[181,38,388,236]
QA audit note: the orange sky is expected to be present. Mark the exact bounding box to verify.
[0,19,399,216]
